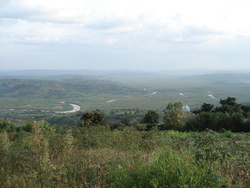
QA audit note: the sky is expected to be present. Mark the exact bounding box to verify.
[1,0,250,71]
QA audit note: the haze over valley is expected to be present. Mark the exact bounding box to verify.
[1,69,250,122]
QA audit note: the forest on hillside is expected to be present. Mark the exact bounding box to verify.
[0,79,142,98]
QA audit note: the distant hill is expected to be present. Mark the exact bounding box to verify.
[0,69,155,80]
[183,73,250,84]
[0,79,142,99]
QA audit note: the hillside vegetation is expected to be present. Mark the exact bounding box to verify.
[0,79,141,98]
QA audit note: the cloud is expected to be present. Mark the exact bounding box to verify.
[1,0,250,71]
[0,0,41,20]
[106,38,117,45]
[84,17,125,30]
[0,0,93,23]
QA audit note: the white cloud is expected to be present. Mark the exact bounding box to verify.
[106,38,117,45]
[1,0,250,70]
[0,0,93,23]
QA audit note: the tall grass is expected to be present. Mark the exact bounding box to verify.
[0,122,249,187]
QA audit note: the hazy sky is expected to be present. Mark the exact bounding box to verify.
[1,0,250,71]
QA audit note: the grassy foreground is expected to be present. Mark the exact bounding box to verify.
[0,121,249,187]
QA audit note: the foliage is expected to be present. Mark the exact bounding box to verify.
[141,110,159,130]
[0,120,16,131]
[193,103,214,113]
[189,97,250,132]
[0,124,249,187]
[199,112,217,131]
[80,111,105,127]
[164,101,186,130]
[215,97,242,114]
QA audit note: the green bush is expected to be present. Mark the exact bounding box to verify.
[106,147,227,188]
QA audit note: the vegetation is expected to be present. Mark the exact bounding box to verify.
[80,111,105,127]
[189,97,250,132]
[163,101,186,130]
[0,120,249,187]
[0,79,142,98]
[0,72,250,187]
[141,110,159,130]
[2,72,250,119]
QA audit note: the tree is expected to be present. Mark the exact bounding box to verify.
[0,120,16,131]
[141,110,159,125]
[230,112,244,131]
[80,111,105,127]
[219,97,237,106]
[93,112,105,125]
[216,112,231,130]
[80,112,94,126]
[241,105,250,117]
[215,97,242,115]
[199,112,217,131]
[193,103,214,114]
[200,103,214,112]
[164,101,186,130]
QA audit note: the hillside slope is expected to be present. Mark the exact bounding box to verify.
[0,79,142,99]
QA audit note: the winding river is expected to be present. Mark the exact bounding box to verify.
[55,103,81,114]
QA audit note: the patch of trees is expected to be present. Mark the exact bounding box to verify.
[75,97,250,132]
[112,97,250,132]
[188,97,250,132]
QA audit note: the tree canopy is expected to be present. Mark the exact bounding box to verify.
[80,111,105,127]
[164,101,186,130]
[141,110,159,125]
[189,97,250,132]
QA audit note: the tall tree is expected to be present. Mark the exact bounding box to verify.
[164,101,186,130]
[141,110,159,125]
[200,103,214,112]
[219,97,237,106]
[215,97,242,114]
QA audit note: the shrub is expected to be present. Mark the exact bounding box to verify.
[106,147,227,187]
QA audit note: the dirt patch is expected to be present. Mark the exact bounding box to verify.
[52,106,64,109]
